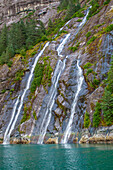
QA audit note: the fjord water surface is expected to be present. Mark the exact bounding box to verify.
[0,144,113,170]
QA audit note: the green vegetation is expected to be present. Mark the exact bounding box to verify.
[14,70,24,81]
[85,31,91,38]
[87,36,97,45]
[103,0,111,5]
[101,57,113,125]
[69,42,80,52]
[83,62,93,69]
[77,19,82,22]
[86,68,93,75]
[84,111,91,128]
[21,105,30,124]
[104,24,113,33]
[93,102,101,127]
[33,111,37,120]
[58,0,81,21]
[30,63,44,93]
[0,19,46,65]
[30,56,53,93]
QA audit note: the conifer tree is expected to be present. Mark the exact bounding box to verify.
[93,102,101,128]
[84,111,91,128]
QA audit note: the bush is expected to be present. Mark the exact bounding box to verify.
[86,68,93,75]
[104,24,113,33]
[93,78,100,86]
[31,51,37,57]
[33,111,37,120]
[84,111,91,128]
[30,63,44,93]
[85,31,91,38]
[104,0,110,5]
[77,19,82,22]
[93,102,101,127]
[69,46,78,52]
[87,36,97,45]
[83,62,93,69]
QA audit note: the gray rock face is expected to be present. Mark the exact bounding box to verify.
[0,1,113,144]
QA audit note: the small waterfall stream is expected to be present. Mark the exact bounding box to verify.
[61,60,84,144]
[37,34,70,144]
[3,42,49,144]
[60,7,91,144]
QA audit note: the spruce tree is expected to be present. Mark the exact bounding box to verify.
[102,56,113,126]
[93,102,101,128]
[84,111,91,128]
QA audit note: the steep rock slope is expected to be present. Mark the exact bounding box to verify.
[0,0,113,144]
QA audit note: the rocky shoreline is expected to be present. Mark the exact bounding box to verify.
[1,126,113,145]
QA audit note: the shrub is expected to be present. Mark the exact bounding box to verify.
[30,63,44,93]
[85,31,91,38]
[93,102,101,127]
[104,24,113,33]
[87,36,97,45]
[93,78,100,86]
[33,111,37,120]
[21,105,30,124]
[77,19,82,22]
[31,51,37,57]
[84,111,91,128]
[69,46,78,52]
[83,62,93,69]
[86,68,93,75]
[104,0,111,5]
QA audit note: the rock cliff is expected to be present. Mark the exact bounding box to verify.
[0,0,113,144]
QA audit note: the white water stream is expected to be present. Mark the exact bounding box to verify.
[3,42,49,144]
[61,60,84,144]
[37,34,70,144]
[61,7,91,144]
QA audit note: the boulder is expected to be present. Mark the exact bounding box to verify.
[73,137,78,144]
[10,137,30,144]
[45,137,58,144]
[79,135,89,144]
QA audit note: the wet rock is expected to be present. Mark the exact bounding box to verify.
[20,119,33,136]
[79,135,89,144]
[55,118,61,131]
[54,108,62,116]
[73,137,78,144]
[86,86,104,119]
[57,95,64,104]
[45,137,58,144]
[62,101,70,109]
[10,136,30,144]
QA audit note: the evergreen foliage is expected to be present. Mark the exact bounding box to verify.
[84,111,91,128]
[101,57,113,126]
[58,0,81,21]
[93,102,101,127]
[0,19,46,65]
[30,63,44,93]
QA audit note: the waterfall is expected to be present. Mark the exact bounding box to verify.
[37,34,70,144]
[61,60,84,144]
[3,42,49,144]
[60,7,92,144]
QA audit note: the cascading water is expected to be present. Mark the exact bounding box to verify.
[3,42,49,144]
[37,33,70,144]
[60,7,91,144]
[61,60,84,144]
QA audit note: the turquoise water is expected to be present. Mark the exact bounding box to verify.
[0,144,113,170]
